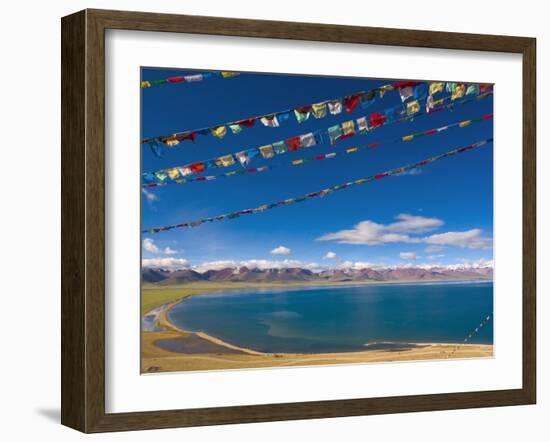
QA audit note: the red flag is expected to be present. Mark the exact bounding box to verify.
[286,136,302,151]
[167,76,186,84]
[392,81,420,88]
[238,118,256,127]
[189,162,206,173]
[370,112,386,128]
[344,95,360,113]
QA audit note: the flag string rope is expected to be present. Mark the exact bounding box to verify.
[141,71,240,88]
[445,313,492,359]
[143,113,493,188]
[142,81,491,147]
[143,91,493,184]
[142,137,493,233]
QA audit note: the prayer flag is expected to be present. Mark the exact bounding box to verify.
[446,82,457,93]
[164,136,180,147]
[259,144,275,159]
[466,84,480,95]
[235,151,250,167]
[341,120,355,138]
[294,107,311,123]
[407,100,420,115]
[399,86,413,102]
[167,168,180,180]
[345,95,360,113]
[356,116,369,134]
[300,132,317,148]
[211,125,227,139]
[216,155,235,167]
[238,118,256,127]
[228,124,243,134]
[328,100,343,115]
[359,91,376,108]
[221,71,239,78]
[273,140,288,155]
[370,112,386,128]
[311,103,327,119]
[149,141,164,158]
[189,162,206,173]
[178,166,193,176]
[328,125,342,145]
[278,112,291,122]
[378,85,393,97]
[286,136,302,151]
[260,114,280,127]
[141,81,151,88]
[167,76,185,84]
[154,170,168,182]
[452,84,466,100]
[429,82,444,95]
[184,74,203,82]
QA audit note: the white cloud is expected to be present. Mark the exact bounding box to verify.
[427,254,445,260]
[142,257,189,270]
[142,188,158,204]
[270,246,291,255]
[399,252,417,260]
[318,214,443,245]
[323,251,337,259]
[423,229,492,249]
[142,238,179,255]
[318,214,492,250]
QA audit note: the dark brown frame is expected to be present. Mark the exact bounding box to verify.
[61,8,536,433]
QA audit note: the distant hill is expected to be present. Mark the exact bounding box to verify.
[142,265,493,285]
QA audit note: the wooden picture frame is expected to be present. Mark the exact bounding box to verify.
[61,8,536,433]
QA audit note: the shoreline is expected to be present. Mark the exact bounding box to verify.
[147,295,492,359]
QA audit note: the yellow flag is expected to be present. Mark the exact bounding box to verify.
[164,136,179,147]
[141,81,151,88]
[221,71,239,78]
[452,84,466,100]
[402,134,415,141]
[407,100,420,115]
[211,126,227,139]
[459,120,472,128]
[167,168,180,180]
[429,82,444,95]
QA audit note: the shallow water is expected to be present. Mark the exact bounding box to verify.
[168,281,493,353]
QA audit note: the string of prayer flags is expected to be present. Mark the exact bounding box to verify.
[142,91,494,183]
[446,313,492,359]
[143,114,493,188]
[142,138,492,233]
[142,80,491,153]
[142,81,426,147]
[141,71,240,88]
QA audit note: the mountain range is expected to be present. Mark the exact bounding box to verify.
[142,265,493,285]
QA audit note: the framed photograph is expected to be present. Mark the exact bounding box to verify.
[61,9,536,433]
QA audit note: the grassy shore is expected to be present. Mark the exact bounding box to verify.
[141,282,493,373]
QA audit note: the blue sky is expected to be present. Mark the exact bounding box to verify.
[141,68,493,271]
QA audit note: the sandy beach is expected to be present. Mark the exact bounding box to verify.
[141,294,493,374]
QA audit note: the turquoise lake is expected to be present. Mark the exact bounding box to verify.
[168,281,493,353]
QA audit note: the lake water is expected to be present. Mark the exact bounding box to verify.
[168,281,493,353]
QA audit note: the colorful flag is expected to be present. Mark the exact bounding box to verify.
[259,144,275,158]
[370,112,386,128]
[356,116,369,134]
[446,82,457,93]
[406,100,420,115]
[300,132,317,148]
[399,86,414,102]
[141,81,152,88]
[359,91,376,108]
[184,74,203,82]
[167,168,180,180]
[221,71,240,78]
[149,141,164,158]
[426,95,434,113]
[216,155,235,167]
[238,118,256,128]
[273,140,287,155]
[341,120,355,138]
[311,103,327,119]
[466,84,480,95]
[260,114,280,127]
[294,107,311,123]
[328,100,343,115]
[345,95,360,113]
[429,82,444,95]
[154,171,168,182]
[452,84,466,100]
[228,124,243,134]
[286,136,302,151]
[189,162,206,173]
[211,125,227,138]
[328,125,342,145]
[178,166,193,176]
